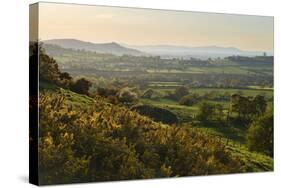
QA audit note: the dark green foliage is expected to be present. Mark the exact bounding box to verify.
[253,95,267,115]
[39,50,61,84]
[179,93,200,106]
[36,43,92,95]
[231,94,267,120]
[173,86,190,100]
[97,87,118,97]
[97,87,138,105]
[37,43,73,88]
[247,112,273,157]
[70,78,92,96]
[168,86,189,101]
[131,104,179,124]
[197,102,224,122]
[59,72,73,88]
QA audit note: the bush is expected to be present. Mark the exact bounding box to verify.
[70,78,92,95]
[97,87,118,97]
[179,93,200,106]
[131,104,179,124]
[197,102,224,122]
[247,112,273,156]
[142,89,163,99]
[117,87,138,103]
[168,86,189,101]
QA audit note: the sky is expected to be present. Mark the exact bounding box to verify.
[37,2,274,52]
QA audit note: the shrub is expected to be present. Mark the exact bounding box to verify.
[131,104,179,124]
[179,93,200,106]
[142,89,163,99]
[117,87,138,103]
[70,78,92,95]
[167,86,189,101]
[247,112,273,156]
[197,102,224,122]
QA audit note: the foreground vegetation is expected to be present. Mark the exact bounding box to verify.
[31,43,273,185]
[39,89,252,184]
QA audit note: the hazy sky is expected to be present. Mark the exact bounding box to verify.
[38,2,274,51]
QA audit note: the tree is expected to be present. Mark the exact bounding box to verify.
[39,51,61,84]
[60,72,72,80]
[247,112,273,157]
[142,89,163,99]
[59,72,73,88]
[97,87,118,97]
[253,95,267,115]
[231,94,267,120]
[197,102,216,122]
[172,86,189,100]
[179,93,199,106]
[34,42,74,88]
[70,78,92,95]
[197,102,224,122]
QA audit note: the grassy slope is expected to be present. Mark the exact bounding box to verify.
[141,87,273,122]
[188,124,273,172]
[140,96,273,172]
[40,83,273,172]
[141,98,197,122]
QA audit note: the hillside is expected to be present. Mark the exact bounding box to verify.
[43,39,145,56]
[38,83,273,184]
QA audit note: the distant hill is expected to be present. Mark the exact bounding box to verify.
[43,38,273,59]
[43,39,145,56]
[124,44,273,59]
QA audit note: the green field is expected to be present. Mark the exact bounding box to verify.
[141,87,273,121]
[191,87,273,97]
[147,65,268,75]
[148,87,273,99]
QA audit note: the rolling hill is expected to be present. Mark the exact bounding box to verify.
[43,39,273,59]
[43,39,145,56]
